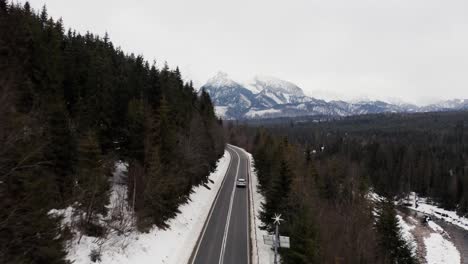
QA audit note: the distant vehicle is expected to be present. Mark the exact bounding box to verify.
[422,215,431,224]
[236,178,247,188]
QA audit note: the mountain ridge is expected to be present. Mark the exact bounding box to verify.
[200,72,468,119]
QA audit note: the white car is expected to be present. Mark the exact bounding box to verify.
[236,178,247,188]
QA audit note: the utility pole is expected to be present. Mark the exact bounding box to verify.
[263,213,290,264]
[274,217,280,264]
[273,214,283,264]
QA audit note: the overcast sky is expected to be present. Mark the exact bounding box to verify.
[25,0,468,105]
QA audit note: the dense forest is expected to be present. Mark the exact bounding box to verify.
[229,129,416,263]
[0,2,224,263]
[247,111,468,213]
[227,111,468,263]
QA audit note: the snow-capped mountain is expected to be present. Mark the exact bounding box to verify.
[421,99,468,112]
[201,72,256,118]
[245,76,313,107]
[201,72,468,119]
[246,75,304,97]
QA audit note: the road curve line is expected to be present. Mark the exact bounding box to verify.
[189,149,233,264]
[219,146,241,264]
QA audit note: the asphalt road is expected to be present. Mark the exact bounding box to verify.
[191,145,250,264]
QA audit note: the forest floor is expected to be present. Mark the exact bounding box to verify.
[398,207,465,264]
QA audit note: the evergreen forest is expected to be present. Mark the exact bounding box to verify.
[227,111,468,263]
[0,2,224,263]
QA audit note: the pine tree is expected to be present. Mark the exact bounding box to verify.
[76,131,109,236]
[125,98,145,161]
[158,97,177,165]
[375,199,416,264]
[40,5,48,26]
[45,101,76,203]
[261,158,293,231]
[199,88,215,117]
[282,207,319,264]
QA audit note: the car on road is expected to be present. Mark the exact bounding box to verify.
[236,178,247,188]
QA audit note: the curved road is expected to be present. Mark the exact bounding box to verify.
[190,145,251,264]
[399,208,468,263]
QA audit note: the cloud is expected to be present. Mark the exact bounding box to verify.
[27,0,468,105]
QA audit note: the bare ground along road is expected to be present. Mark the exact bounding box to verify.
[398,207,468,264]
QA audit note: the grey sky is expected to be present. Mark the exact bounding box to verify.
[26,0,468,105]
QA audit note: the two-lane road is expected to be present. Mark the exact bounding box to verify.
[191,145,250,264]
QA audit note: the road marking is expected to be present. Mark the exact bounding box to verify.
[219,146,241,264]
[229,145,252,264]
[190,149,234,264]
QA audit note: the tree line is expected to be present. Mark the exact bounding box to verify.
[249,111,468,215]
[0,2,224,263]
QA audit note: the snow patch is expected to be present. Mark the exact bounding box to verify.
[247,75,305,97]
[215,106,229,118]
[366,190,384,203]
[205,71,238,88]
[245,108,282,118]
[297,103,306,110]
[424,233,460,264]
[396,215,417,255]
[263,90,284,104]
[427,221,445,234]
[405,193,468,231]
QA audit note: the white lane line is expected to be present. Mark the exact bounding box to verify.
[219,146,241,264]
[190,149,233,264]
[229,145,252,264]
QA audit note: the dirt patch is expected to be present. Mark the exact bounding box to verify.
[397,209,430,263]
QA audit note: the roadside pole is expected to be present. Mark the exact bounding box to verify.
[263,214,290,264]
[274,222,279,264]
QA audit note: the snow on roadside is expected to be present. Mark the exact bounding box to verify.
[370,191,463,264]
[405,193,468,231]
[235,147,275,264]
[50,150,231,264]
[424,232,460,264]
[396,215,417,255]
[423,219,460,264]
[396,213,462,264]
[427,221,445,234]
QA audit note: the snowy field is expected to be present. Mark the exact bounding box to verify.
[50,150,231,264]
